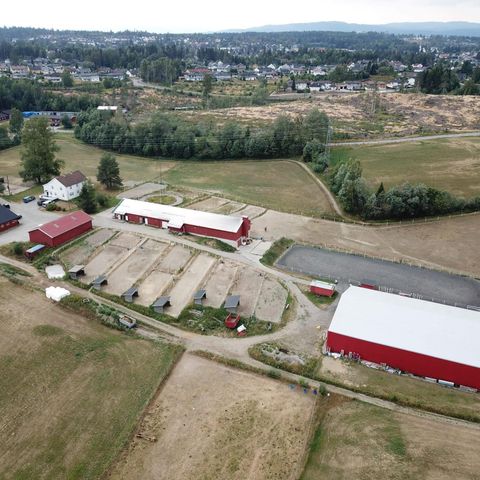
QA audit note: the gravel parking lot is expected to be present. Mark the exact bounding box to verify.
[277,245,480,307]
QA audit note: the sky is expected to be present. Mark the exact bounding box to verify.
[2,0,480,33]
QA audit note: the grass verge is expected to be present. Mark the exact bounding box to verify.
[260,237,294,266]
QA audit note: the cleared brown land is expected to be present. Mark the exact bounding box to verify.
[186,93,480,138]
[108,353,315,480]
[252,210,480,277]
[0,278,180,480]
[301,398,480,480]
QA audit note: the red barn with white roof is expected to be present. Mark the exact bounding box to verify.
[28,211,93,247]
[327,286,480,390]
[113,199,251,248]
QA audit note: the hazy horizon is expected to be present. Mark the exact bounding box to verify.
[2,0,480,34]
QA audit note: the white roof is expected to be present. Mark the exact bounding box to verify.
[113,198,245,233]
[311,280,335,290]
[329,286,480,369]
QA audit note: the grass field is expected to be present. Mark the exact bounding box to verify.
[0,134,175,184]
[165,160,334,216]
[332,137,480,197]
[0,279,181,480]
[301,397,480,480]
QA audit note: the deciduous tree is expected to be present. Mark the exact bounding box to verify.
[20,117,62,184]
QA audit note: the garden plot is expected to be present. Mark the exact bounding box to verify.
[254,277,288,323]
[108,353,315,480]
[104,240,167,296]
[229,267,265,317]
[167,254,216,317]
[137,270,173,307]
[61,229,116,267]
[156,244,192,273]
[203,260,238,308]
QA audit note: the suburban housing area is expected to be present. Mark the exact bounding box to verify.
[1,19,480,480]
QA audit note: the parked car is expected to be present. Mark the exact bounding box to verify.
[23,195,35,203]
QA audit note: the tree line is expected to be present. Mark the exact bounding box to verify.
[74,108,330,160]
[327,158,480,220]
[0,77,101,112]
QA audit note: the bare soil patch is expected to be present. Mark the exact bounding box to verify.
[229,267,265,317]
[156,244,192,273]
[204,259,238,308]
[104,239,166,295]
[109,232,143,249]
[60,229,115,267]
[83,245,129,283]
[108,353,315,480]
[167,253,216,317]
[137,270,173,307]
[254,277,288,323]
[188,196,230,211]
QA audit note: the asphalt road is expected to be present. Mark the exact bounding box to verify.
[277,245,480,308]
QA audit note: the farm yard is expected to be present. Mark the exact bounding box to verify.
[251,209,480,277]
[333,136,480,197]
[165,160,335,217]
[108,353,316,480]
[0,278,180,480]
[302,397,480,480]
[62,228,288,324]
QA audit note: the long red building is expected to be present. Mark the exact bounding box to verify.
[29,211,93,247]
[327,286,480,390]
[113,198,251,247]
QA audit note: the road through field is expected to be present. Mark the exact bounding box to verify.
[330,130,480,146]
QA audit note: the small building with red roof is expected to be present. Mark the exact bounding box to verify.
[28,211,93,247]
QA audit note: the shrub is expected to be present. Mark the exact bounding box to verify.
[12,242,24,256]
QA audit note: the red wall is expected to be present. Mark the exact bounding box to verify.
[310,286,334,297]
[0,219,19,232]
[121,211,251,245]
[327,331,480,390]
[29,221,92,247]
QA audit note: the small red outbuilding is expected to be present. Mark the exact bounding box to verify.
[310,280,336,297]
[29,211,93,247]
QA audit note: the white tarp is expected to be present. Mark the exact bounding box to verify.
[45,264,65,279]
[46,286,70,302]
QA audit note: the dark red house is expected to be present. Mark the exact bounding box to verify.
[0,205,21,232]
[113,198,251,248]
[327,286,480,390]
[28,211,93,247]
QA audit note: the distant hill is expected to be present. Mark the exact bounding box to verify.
[226,21,480,37]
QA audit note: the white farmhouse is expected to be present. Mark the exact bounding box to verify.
[42,171,87,201]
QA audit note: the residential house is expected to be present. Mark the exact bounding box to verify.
[42,171,87,201]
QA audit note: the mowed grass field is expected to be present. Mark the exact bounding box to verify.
[332,137,480,197]
[0,278,181,480]
[301,397,480,480]
[165,160,334,216]
[0,134,175,184]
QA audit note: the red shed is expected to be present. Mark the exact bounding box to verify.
[310,280,336,297]
[28,211,93,247]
